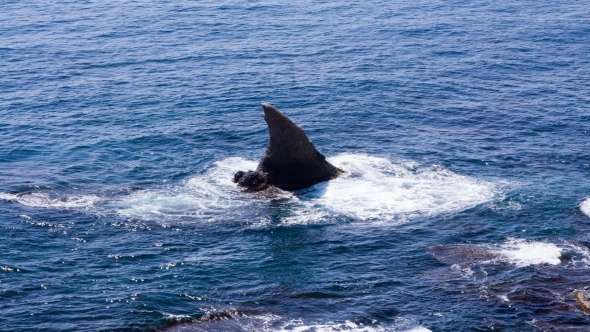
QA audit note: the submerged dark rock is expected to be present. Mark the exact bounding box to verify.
[575,290,590,313]
[235,103,343,191]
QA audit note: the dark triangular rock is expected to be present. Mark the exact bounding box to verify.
[234,103,343,191]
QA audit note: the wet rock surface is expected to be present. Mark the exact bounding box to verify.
[235,103,342,191]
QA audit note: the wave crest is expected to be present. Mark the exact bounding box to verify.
[581,198,590,217]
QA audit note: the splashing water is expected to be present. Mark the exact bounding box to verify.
[0,192,100,210]
[581,198,590,217]
[287,154,498,223]
[113,154,499,224]
[2,154,499,226]
[493,238,562,267]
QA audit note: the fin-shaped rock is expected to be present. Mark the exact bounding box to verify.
[234,103,343,191]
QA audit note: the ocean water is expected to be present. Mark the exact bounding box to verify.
[1,0,590,331]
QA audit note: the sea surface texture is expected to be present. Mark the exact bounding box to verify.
[1,1,590,331]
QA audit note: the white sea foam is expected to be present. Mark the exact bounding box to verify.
[113,157,286,220]
[561,241,590,267]
[3,154,498,226]
[450,264,474,278]
[162,312,192,321]
[0,192,100,209]
[285,153,498,223]
[493,238,562,267]
[435,239,590,269]
[270,317,431,332]
[101,154,496,223]
[276,320,382,332]
[152,153,495,224]
[166,311,431,332]
[273,320,431,332]
[581,198,590,217]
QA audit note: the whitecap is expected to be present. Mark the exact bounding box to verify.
[435,239,590,269]
[0,192,100,209]
[493,238,562,267]
[272,316,432,332]
[275,320,431,332]
[580,198,590,217]
[101,154,499,224]
[161,310,430,332]
[112,157,286,220]
[285,153,498,224]
[4,154,499,226]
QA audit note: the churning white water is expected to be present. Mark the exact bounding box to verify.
[580,198,590,217]
[1,154,499,226]
[111,154,498,224]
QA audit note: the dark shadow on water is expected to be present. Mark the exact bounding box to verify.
[293,181,329,200]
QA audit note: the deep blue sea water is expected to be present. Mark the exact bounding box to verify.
[1,1,590,331]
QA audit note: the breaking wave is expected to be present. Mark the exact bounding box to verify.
[287,154,498,223]
[113,154,498,224]
[581,198,590,217]
[159,309,430,332]
[493,238,562,267]
[433,238,590,268]
[0,192,100,210]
